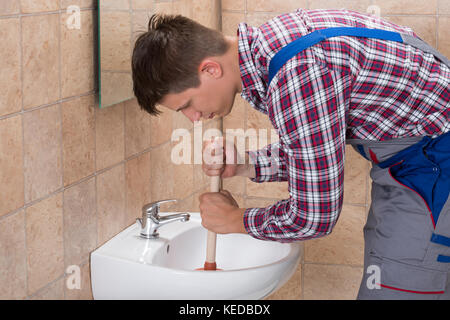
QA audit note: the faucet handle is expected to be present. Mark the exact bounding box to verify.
[142,199,178,217]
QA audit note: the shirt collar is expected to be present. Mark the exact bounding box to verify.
[237,23,268,114]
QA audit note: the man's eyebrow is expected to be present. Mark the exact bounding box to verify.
[176,100,190,112]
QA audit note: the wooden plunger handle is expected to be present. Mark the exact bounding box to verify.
[204,175,220,269]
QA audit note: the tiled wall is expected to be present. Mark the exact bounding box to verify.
[1,0,449,300]
[0,0,218,300]
[221,0,450,300]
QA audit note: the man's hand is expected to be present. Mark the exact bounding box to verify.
[199,190,247,234]
[202,137,256,179]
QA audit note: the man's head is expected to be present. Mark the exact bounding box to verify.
[132,14,241,121]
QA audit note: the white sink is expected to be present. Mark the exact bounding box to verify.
[90,212,301,300]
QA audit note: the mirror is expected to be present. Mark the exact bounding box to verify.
[98,0,220,108]
[98,0,153,108]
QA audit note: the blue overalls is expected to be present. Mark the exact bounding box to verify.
[269,27,450,299]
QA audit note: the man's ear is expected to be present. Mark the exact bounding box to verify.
[198,59,223,78]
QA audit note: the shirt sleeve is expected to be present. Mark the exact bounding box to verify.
[247,141,289,182]
[243,63,348,242]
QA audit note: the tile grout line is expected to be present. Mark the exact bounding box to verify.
[0,90,97,121]
[436,0,440,50]
[18,0,29,300]
[58,2,67,300]
[0,141,159,224]
[94,94,99,256]
[0,6,95,20]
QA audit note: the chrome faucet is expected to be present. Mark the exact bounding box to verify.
[136,199,190,239]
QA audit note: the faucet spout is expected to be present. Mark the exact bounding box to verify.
[158,213,190,226]
[137,200,191,239]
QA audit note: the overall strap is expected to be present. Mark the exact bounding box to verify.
[268,27,450,84]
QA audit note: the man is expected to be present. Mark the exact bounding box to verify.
[131,9,450,299]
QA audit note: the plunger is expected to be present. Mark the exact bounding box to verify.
[196,175,222,271]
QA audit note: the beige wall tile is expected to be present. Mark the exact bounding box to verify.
[305,205,366,265]
[246,12,280,27]
[192,186,245,211]
[22,13,60,110]
[223,175,246,197]
[150,142,174,200]
[0,0,20,15]
[132,0,154,10]
[246,179,289,199]
[20,0,59,13]
[385,16,437,48]
[30,278,64,300]
[171,136,195,199]
[26,193,64,295]
[192,0,220,28]
[65,262,93,300]
[247,105,273,131]
[192,185,210,211]
[150,107,174,147]
[154,1,173,14]
[222,0,245,11]
[172,164,194,200]
[173,0,194,17]
[99,0,129,10]
[100,11,131,71]
[438,17,450,58]
[247,0,308,12]
[309,0,371,12]
[303,264,363,299]
[194,163,209,192]
[132,11,152,44]
[95,101,125,171]
[97,164,126,246]
[125,98,151,158]
[223,95,246,130]
[126,152,151,226]
[0,116,24,217]
[245,197,280,208]
[439,0,450,14]
[0,210,27,299]
[222,11,245,36]
[23,104,62,203]
[62,95,95,186]
[344,145,368,205]
[60,0,95,9]
[173,108,194,131]
[0,18,21,117]
[64,177,97,267]
[266,263,302,299]
[373,0,437,15]
[100,72,134,108]
[167,194,196,212]
[61,10,95,98]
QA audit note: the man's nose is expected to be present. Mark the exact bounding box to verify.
[182,109,201,122]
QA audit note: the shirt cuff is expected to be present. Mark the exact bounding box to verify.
[243,207,268,240]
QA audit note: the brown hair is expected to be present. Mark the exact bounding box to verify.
[132,14,229,116]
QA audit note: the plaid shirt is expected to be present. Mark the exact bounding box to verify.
[239,9,450,242]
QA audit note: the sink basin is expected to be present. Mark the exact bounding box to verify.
[90,212,301,300]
